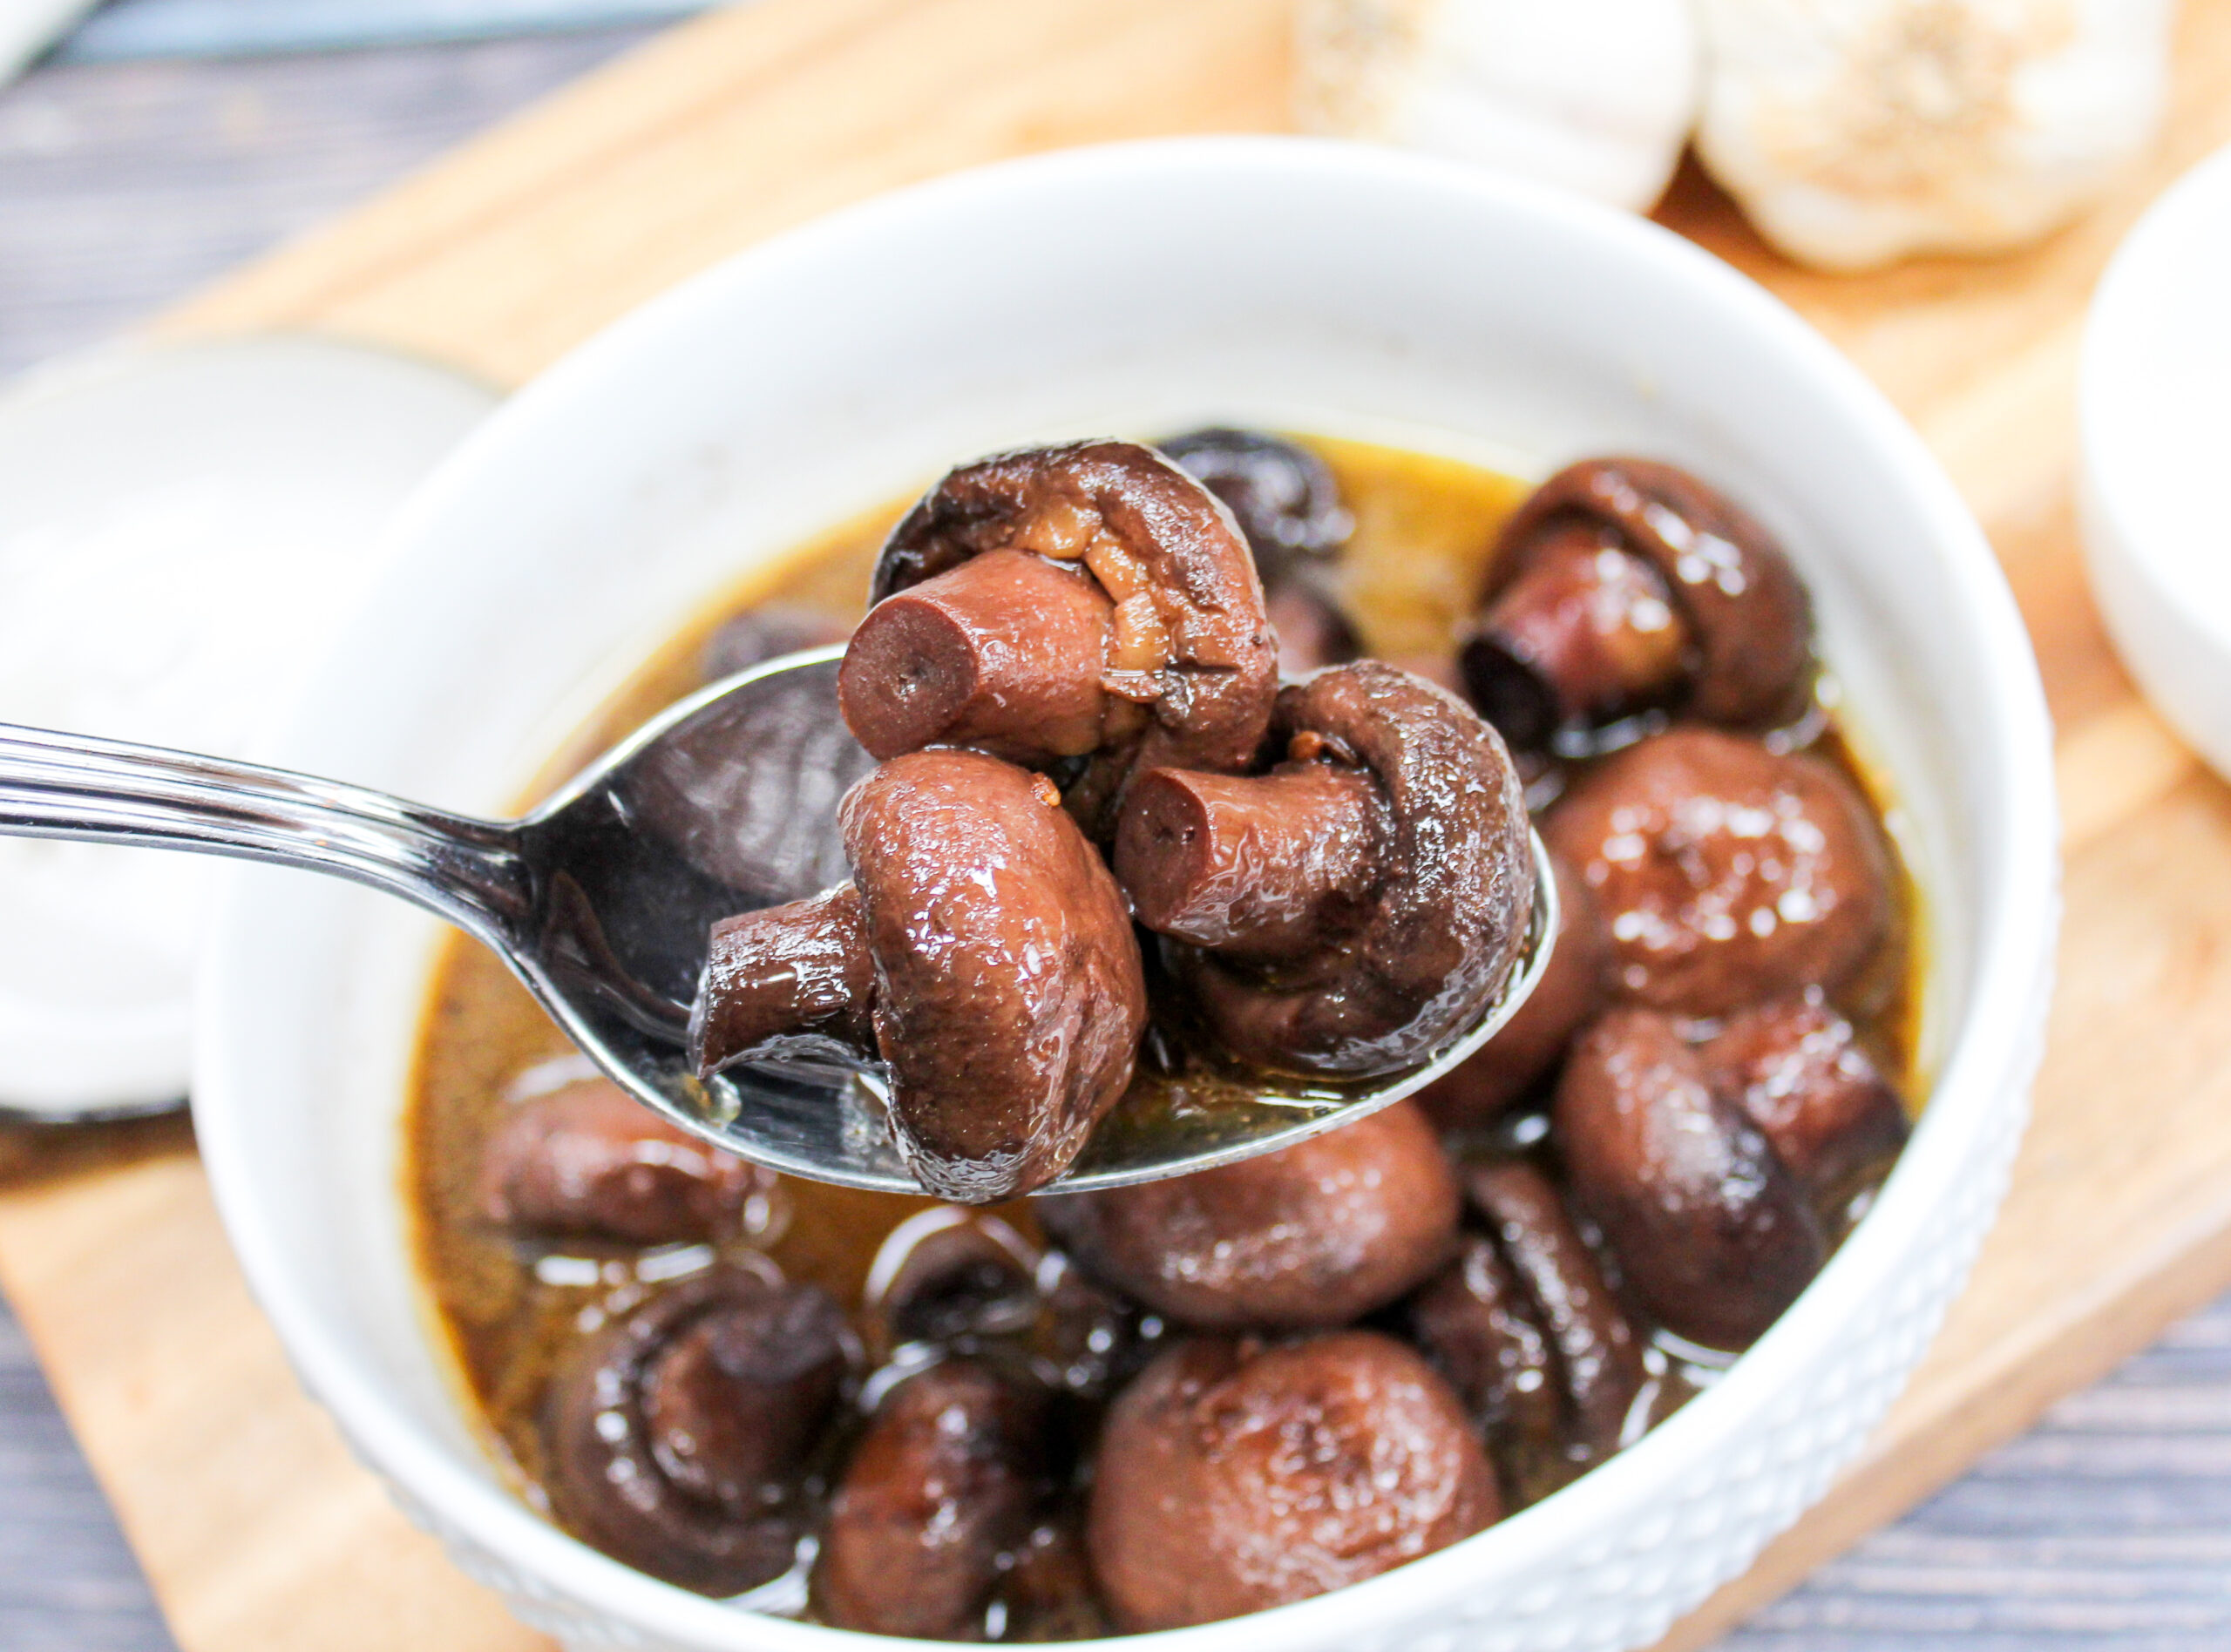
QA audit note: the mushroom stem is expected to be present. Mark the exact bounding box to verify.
[1461,526,1692,748]
[691,884,875,1075]
[1115,762,1381,961]
[838,548,1115,762]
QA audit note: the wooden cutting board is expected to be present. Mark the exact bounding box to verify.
[3,2,2231,1648]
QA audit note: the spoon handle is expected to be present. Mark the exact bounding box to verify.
[0,722,528,939]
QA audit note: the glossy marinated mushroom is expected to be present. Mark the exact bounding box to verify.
[1544,726,1891,1018]
[837,441,1278,832]
[1407,1236,1563,1498]
[1088,1331,1498,1630]
[1461,1161,1641,1460]
[1417,845,1604,1127]
[815,1358,1053,1639]
[1116,660,1533,1076]
[1461,458,1812,752]
[1555,1008,1825,1350]
[542,1269,848,1594]
[690,748,1148,1203]
[1705,995,1910,1225]
[862,1207,1041,1353]
[1035,1099,1460,1330]
[477,1077,773,1246]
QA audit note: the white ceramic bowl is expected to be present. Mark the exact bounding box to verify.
[2081,140,2231,785]
[193,138,2058,1652]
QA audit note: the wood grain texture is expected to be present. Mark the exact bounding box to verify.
[1,0,2229,1649]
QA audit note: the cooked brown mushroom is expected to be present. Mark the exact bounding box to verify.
[1461,458,1812,751]
[1544,727,1892,1018]
[1555,1008,1825,1350]
[1116,660,1533,1076]
[689,748,1148,1203]
[1160,427,1353,582]
[1461,1160,1642,1459]
[1034,1099,1460,1330]
[862,1207,1041,1354]
[837,441,1278,833]
[542,1268,848,1594]
[815,1358,1053,1638]
[1417,845,1605,1128]
[1407,1235,1564,1499]
[477,1077,774,1246]
[1088,1331,1498,1630]
[1705,995,1910,1226]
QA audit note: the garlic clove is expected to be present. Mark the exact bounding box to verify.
[1695,0,2176,273]
[1296,0,1705,213]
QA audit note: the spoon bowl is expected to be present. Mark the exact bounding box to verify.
[0,644,1553,1192]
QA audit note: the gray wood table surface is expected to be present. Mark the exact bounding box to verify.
[5,10,2231,1651]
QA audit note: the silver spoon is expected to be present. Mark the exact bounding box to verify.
[0,644,1555,1193]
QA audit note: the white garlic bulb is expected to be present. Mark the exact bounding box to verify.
[1296,0,1705,213]
[1696,0,2176,271]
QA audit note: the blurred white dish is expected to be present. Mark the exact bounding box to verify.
[2082,142,2231,784]
[193,139,2056,1652]
[0,335,493,1116]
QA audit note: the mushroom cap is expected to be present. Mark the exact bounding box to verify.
[1703,994,1910,1223]
[1034,1098,1461,1330]
[477,1077,773,1246]
[1088,1330,1499,1631]
[1544,726,1892,1018]
[815,1357,1053,1639]
[871,440,1278,818]
[541,1267,848,1594]
[1461,1159,1642,1460]
[1485,457,1813,727]
[1169,660,1534,1076]
[840,749,1148,1202]
[1554,1007,1825,1350]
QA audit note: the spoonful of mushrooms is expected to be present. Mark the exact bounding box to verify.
[0,440,1551,1202]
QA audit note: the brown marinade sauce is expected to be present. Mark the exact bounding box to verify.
[404,436,1925,1594]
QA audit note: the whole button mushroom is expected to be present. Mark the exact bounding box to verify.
[1461,459,1812,753]
[1408,1235,1563,1493]
[836,441,1278,833]
[1417,845,1605,1128]
[1116,660,1534,1077]
[1088,1331,1499,1630]
[1555,1008,1825,1351]
[1034,1099,1460,1330]
[1544,727,1892,1019]
[1461,1160,1642,1460]
[477,1077,775,1247]
[1705,995,1910,1225]
[689,749,1148,1202]
[542,1268,848,1594]
[815,1358,1053,1639]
